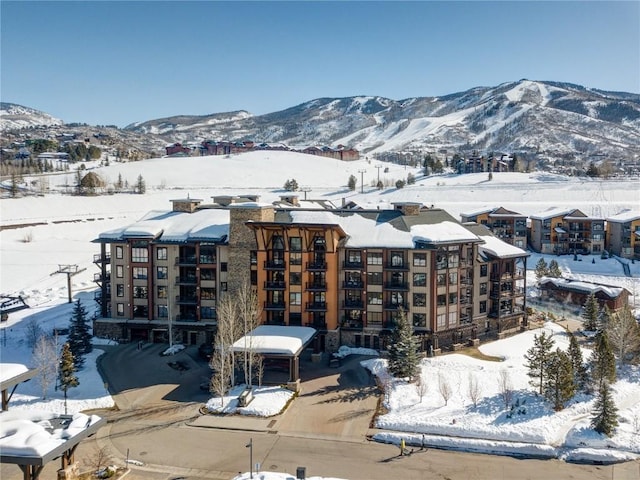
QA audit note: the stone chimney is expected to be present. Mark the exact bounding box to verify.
[171,198,202,213]
[392,202,421,216]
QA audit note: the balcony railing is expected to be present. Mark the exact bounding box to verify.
[343,260,364,269]
[176,276,197,285]
[342,299,364,309]
[175,295,197,305]
[176,256,197,265]
[306,321,327,330]
[384,302,410,310]
[264,301,286,310]
[264,260,286,270]
[306,282,327,291]
[93,253,111,264]
[306,261,327,271]
[198,255,216,264]
[306,301,327,311]
[385,262,409,271]
[384,281,409,290]
[265,281,286,290]
[343,280,364,289]
[93,272,111,283]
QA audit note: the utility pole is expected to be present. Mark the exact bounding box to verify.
[375,165,382,185]
[358,169,366,193]
[300,187,311,200]
[51,265,86,303]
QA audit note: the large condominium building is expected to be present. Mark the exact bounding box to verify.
[529,207,605,255]
[93,198,529,353]
[606,210,640,260]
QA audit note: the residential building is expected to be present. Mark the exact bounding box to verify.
[538,278,630,312]
[606,210,640,260]
[460,207,527,249]
[529,207,605,255]
[93,199,529,353]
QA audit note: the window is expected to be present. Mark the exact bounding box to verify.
[116,265,124,278]
[390,251,404,267]
[367,272,383,284]
[448,272,458,285]
[413,273,426,287]
[448,293,457,305]
[347,250,362,264]
[201,288,216,301]
[200,268,215,281]
[413,293,426,307]
[289,272,301,285]
[413,313,426,327]
[448,252,459,269]
[132,247,148,263]
[201,307,216,320]
[480,282,487,295]
[480,264,488,277]
[116,284,124,297]
[437,313,446,328]
[250,270,257,286]
[134,286,148,299]
[157,266,168,280]
[448,311,457,325]
[289,237,301,251]
[199,245,216,264]
[158,305,168,318]
[437,294,447,306]
[115,246,123,259]
[250,250,257,265]
[290,292,301,306]
[220,282,227,291]
[367,252,382,265]
[390,292,403,305]
[157,285,167,299]
[156,247,167,261]
[436,251,447,269]
[367,292,383,305]
[220,262,228,272]
[133,267,148,279]
[480,301,487,314]
[272,235,285,250]
[290,252,302,265]
[413,253,426,266]
[117,303,124,316]
[437,273,446,286]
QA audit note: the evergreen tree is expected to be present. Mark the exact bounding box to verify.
[524,330,555,395]
[548,259,562,278]
[58,342,79,415]
[67,299,92,368]
[10,173,19,198]
[590,331,616,390]
[567,332,589,392]
[433,159,444,174]
[581,292,599,331]
[586,162,600,177]
[591,381,618,436]
[115,173,124,192]
[395,179,406,189]
[347,174,357,191]
[535,258,549,280]
[135,174,146,194]
[387,308,420,380]
[543,348,575,410]
[406,173,415,185]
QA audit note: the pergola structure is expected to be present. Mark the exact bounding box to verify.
[0,412,105,480]
[230,325,316,382]
[0,364,38,411]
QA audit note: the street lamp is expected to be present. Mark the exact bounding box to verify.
[375,164,382,185]
[357,169,366,193]
[246,438,253,479]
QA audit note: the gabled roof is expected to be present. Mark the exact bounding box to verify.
[463,223,528,259]
[607,209,640,223]
[539,277,628,299]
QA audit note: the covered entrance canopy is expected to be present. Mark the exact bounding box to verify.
[0,363,38,411]
[230,326,316,382]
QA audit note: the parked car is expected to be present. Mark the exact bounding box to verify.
[198,343,213,360]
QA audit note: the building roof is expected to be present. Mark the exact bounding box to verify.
[97,208,230,243]
[607,209,640,223]
[539,277,628,299]
[530,207,577,220]
[230,326,316,356]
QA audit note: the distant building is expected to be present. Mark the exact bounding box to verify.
[606,210,640,260]
[165,143,192,156]
[529,207,605,255]
[538,277,630,312]
[460,207,527,249]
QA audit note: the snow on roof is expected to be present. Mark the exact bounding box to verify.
[607,209,640,223]
[539,277,626,298]
[98,209,229,242]
[478,235,528,259]
[0,409,102,458]
[460,206,494,218]
[0,363,28,383]
[529,206,575,220]
[411,221,479,244]
[230,326,316,356]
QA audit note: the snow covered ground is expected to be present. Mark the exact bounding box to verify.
[1,151,639,469]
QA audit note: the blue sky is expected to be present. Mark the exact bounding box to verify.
[2,1,638,127]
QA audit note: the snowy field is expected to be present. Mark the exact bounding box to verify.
[1,151,639,467]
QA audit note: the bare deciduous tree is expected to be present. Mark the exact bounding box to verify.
[82,445,112,473]
[467,372,482,408]
[25,319,43,350]
[236,281,262,388]
[31,334,57,399]
[209,293,240,407]
[606,304,640,366]
[498,368,514,409]
[438,371,452,406]
[415,370,428,402]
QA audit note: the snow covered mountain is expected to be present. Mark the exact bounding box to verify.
[0,102,63,131]
[125,80,640,161]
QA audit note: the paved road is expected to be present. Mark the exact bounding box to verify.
[3,343,638,480]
